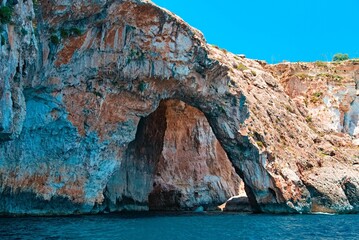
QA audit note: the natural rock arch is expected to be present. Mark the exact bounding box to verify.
[39,0,295,213]
[103,99,243,212]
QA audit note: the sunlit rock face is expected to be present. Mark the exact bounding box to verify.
[267,61,359,140]
[0,0,358,215]
[105,100,241,212]
[150,100,241,211]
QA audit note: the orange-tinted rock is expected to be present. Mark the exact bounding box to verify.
[266,61,359,139]
[105,100,242,211]
[55,34,88,67]
[151,100,241,210]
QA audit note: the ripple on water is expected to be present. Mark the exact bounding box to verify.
[0,212,358,240]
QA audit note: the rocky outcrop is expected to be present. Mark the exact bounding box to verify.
[263,61,359,213]
[266,61,359,141]
[222,196,252,212]
[0,0,358,215]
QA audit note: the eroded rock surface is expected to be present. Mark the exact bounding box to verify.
[267,61,359,140]
[0,0,358,215]
[105,100,241,212]
[151,100,241,211]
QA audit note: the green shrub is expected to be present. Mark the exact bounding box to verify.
[313,92,323,98]
[317,73,331,78]
[332,75,343,82]
[0,6,13,24]
[295,73,311,80]
[21,27,27,36]
[50,35,60,45]
[305,116,312,123]
[60,27,82,38]
[94,91,103,98]
[70,27,82,36]
[317,73,343,82]
[60,28,69,38]
[236,63,248,71]
[315,61,327,68]
[1,35,5,46]
[333,53,349,62]
[127,48,144,63]
[138,81,148,92]
[310,92,323,103]
[256,141,264,148]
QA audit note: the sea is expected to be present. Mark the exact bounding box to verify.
[0,212,358,240]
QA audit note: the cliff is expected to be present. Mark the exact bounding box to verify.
[0,0,358,215]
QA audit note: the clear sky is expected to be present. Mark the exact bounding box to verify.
[152,0,359,63]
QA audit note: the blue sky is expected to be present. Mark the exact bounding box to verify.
[152,0,359,63]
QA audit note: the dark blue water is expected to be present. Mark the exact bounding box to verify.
[1,212,358,240]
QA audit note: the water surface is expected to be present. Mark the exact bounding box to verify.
[1,212,358,239]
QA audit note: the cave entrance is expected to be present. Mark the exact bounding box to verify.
[105,99,247,211]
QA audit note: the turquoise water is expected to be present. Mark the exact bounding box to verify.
[1,212,358,239]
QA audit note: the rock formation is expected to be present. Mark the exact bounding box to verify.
[266,61,359,141]
[0,0,358,215]
[105,100,241,212]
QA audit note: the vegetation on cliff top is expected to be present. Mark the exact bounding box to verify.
[333,53,349,62]
[0,5,12,24]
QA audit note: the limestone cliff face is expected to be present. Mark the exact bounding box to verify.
[0,0,358,215]
[265,61,359,213]
[0,0,37,141]
[267,61,359,141]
